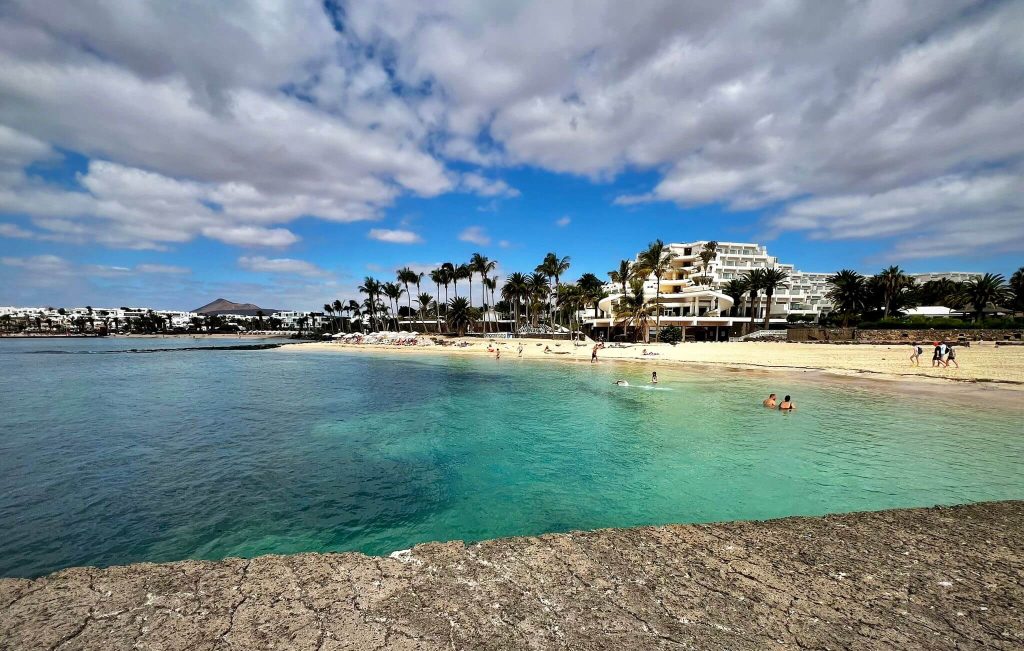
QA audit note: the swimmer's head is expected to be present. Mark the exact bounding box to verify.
[784,395,791,401]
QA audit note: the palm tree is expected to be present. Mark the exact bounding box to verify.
[826,270,868,327]
[698,241,719,284]
[615,280,653,342]
[470,253,497,331]
[482,277,498,332]
[577,272,606,318]
[759,267,790,330]
[382,282,403,330]
[429,269,445,332]
[358,277,382,331]
[502,272,529,330]
[441,262,456,300]
[397,267,419,331]
[722,278,749,317]
[637,239,677,342]
[417,293,434,332]
[743,268,765,331]
[875,265,911,319]
[454,263,470,303]
[322,304,334,333]
[332,299,343,332]
[446,296,476,336]
[963,273,1010,322]
[537,253,570,329]
[526,272,549,326]
[1009,267,1024,315]
[346,299,362,332]
[608,259,633,300]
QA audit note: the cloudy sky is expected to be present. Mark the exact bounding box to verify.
[0,0,1021,309]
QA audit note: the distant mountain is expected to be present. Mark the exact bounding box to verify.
[193,298,283,316]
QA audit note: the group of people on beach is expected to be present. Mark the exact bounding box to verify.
[762,393,796,411]
[910,342,959,368]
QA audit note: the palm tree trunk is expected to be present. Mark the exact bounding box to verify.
[763,290,773,330]
[654,274,662,343]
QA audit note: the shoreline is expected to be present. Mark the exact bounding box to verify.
[280,338,1024,391]
[3,500,1021,649]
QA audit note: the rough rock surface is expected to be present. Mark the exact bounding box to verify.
[2,502,1022,650]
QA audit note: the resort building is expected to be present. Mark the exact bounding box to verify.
[908,272,982,284]
[586,240,833,341]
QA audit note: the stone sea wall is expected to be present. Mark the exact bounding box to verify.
[2,501,1021,650]
[789,327,1024,344]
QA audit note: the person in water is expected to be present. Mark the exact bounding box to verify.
[614,380,629,386]
[778,395,795,411]
[495,348,501,360]
[651,371,658,384]
[763,393,777,408]
[591,344,599,363]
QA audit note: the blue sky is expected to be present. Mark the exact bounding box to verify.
[1,1,1021,310]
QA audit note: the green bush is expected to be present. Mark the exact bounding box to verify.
[660,325,683,344]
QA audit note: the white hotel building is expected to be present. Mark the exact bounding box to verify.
[587,241,833,341]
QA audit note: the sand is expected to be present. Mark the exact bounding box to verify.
[282,337,1024,387]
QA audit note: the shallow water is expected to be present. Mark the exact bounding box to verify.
[1,337,1022,577]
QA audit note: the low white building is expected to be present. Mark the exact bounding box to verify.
[908,272,982,284]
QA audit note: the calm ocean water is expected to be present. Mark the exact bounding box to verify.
[1,336,1022,578]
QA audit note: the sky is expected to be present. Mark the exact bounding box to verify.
[0,0,1022,310]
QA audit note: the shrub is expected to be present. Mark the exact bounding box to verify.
[660,325,683,344]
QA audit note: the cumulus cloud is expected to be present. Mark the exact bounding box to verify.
[1,0,1022,261]
[238,256,331,278]
[368,228,424,244]
[458,226,491,246]
[344,0,1024,257]
[459,173,520,198]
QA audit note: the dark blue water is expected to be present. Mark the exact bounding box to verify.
[1,336,1022,578]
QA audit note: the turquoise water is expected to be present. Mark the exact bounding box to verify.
[1,337,1022,578]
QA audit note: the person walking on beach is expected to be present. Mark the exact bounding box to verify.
[910,343,922,366]
[591,344,599,363]
[932,342,943,367]
[763,393,777,408]
[518,343,524,357]
[778,395,796,411]
[495,348,501,360]
[946,343,959,369]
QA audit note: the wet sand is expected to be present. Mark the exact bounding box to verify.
[2,501,1021,650]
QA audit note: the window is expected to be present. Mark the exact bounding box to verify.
[683,247,692,256]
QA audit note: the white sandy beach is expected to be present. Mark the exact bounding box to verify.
[283,337,1024,387]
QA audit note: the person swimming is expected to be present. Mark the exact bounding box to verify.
[763,393,777,408]
[778,395,795,411]
[651,371,658,384]
[613,380,629,386]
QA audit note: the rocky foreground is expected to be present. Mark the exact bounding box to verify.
[2,502,1021,650]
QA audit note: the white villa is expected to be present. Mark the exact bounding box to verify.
[586,241,833,341]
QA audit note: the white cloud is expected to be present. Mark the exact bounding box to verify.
[555,216,571,227]
[1,0,1022,261]
[1,254,70,273]
[460,172,520,198]
[238,256,331,278]
[0,222,34,239]
[136,264,190,274]
[458,225,491,246]
[345,0,1024,258]
[368,228,424,244]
